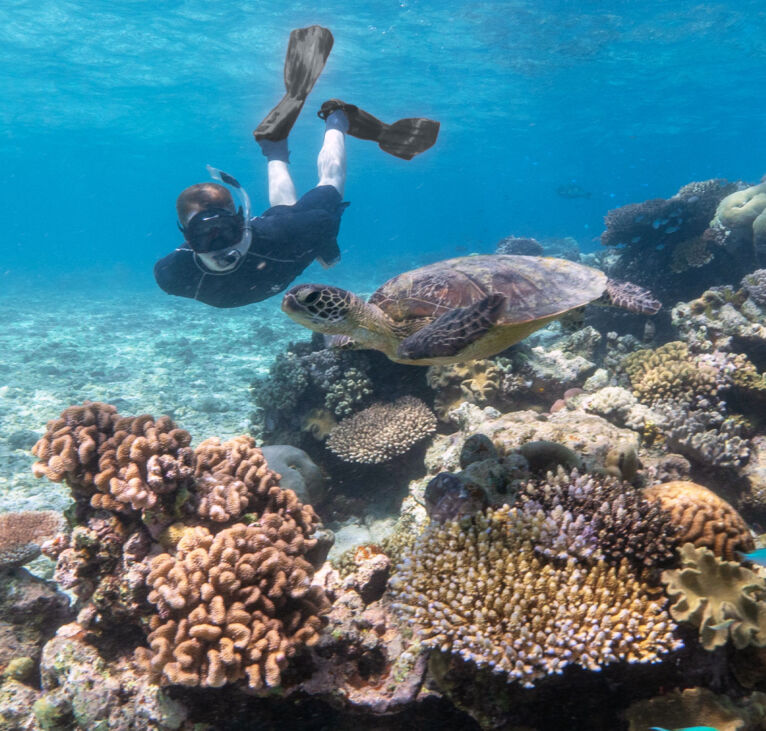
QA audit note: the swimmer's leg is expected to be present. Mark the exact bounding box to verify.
[259,138,298,207]
[317,109,348,196]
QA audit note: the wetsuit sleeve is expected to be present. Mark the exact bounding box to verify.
[153,248,201,299]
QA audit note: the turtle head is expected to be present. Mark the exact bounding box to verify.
[282,284,360,334]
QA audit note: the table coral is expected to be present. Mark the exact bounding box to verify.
[662,543,766,651]
[390,505,680,687]
[643,481,754,560]
[326,396,436,464]
[0,509,66,570]
[138,521,330,689]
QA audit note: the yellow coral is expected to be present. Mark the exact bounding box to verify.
[662,543,766,650]
[622,341,717,404]
[426,359,506,419]
[390,506,680,686]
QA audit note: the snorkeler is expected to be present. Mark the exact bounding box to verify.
[153,25,440,309]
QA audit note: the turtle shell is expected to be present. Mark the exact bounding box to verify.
[368,255,608,325]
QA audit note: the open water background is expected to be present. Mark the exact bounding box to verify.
[3,0,766,296]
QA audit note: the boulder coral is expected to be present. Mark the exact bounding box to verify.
[326,396,436,464]
[138,521,329,689]
[712,181,766,262]
[390,505,681,687]
[662,543,766,651]
[643,481,754,560]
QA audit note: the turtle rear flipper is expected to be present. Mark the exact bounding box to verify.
[603,278,661,315]
[397,293,506,360]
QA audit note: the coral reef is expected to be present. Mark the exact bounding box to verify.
[621,341,718,405]
[326,396,436,464]
[0,509,65,570]
[519,469,679,572]
[494,235,544,256]
[711,181,766,263]
[662,543,766,651]
[643,481,754,559]
[390,505,681,687]
[426,359,509,420]
[138,522,329,688]
[31,402,194,520]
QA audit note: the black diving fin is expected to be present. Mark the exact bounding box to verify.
[254,25,334,142]
[318,99,440,160]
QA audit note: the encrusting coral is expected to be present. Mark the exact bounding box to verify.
[0,510,66,570]
[643,482,754,560]
[326,396,436,464]
[390,505,681,687]
[662,543,766,651]
[137,520,329,688]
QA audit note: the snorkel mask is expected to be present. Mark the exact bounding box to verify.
[181,166,252,267]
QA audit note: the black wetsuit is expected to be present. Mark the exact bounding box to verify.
[154,186,347,308]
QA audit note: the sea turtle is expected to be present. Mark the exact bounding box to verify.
[281,255,661,365]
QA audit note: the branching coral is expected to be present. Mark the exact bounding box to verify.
[662,543,766,651]
[519,470,679,572]
[0,510,66,570]
[326,396,436,464]
[390,506,680,687]
[138,521,329,688]
[32,402,194,515]
[643,482,754,560]
[621,341,718,405]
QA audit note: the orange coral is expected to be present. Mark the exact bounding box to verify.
[138,521,329,688]
[643,481,754,559]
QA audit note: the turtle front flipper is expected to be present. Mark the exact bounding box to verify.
[325,334,357,349]
[397,293,506,360]
[603,278,662,315]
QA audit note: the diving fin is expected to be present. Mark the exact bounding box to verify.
[254,26,334,142]
[318,99,440,160]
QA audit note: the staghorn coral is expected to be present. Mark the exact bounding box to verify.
[0,510,66,570]
[643,481,754,560]
[519,469,679,572]
[662,543,766,651]
[621,341,718,405]
[326,396,436,464]
[32,402,194,515]
[137,521,329,689]
[390,505,680,687]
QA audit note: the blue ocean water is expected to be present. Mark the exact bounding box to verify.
[3,0,765,294]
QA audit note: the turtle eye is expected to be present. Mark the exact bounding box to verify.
[302,290,320,305]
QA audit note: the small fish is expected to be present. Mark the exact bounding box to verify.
[650,726,719,731]
[556,183,591,199]
[742,547,766,565]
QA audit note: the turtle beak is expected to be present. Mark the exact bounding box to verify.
[281,291,298,315]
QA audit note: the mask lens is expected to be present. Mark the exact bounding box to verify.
[184,208,243,253]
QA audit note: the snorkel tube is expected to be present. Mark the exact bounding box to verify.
[202,165,253,268]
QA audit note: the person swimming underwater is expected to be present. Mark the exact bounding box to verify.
[153,25,440,308]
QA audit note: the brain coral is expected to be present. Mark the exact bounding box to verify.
[713,181,766,261]
[621,341,718,405]
[32,402,194,514]
[326,396,436,464]
[138,521,329,688]
[662,543,766,651]
[0,510,66,570]
[390,505,680,687]
[643,482,754,560]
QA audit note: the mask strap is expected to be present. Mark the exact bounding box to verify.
[206,165,251,222]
